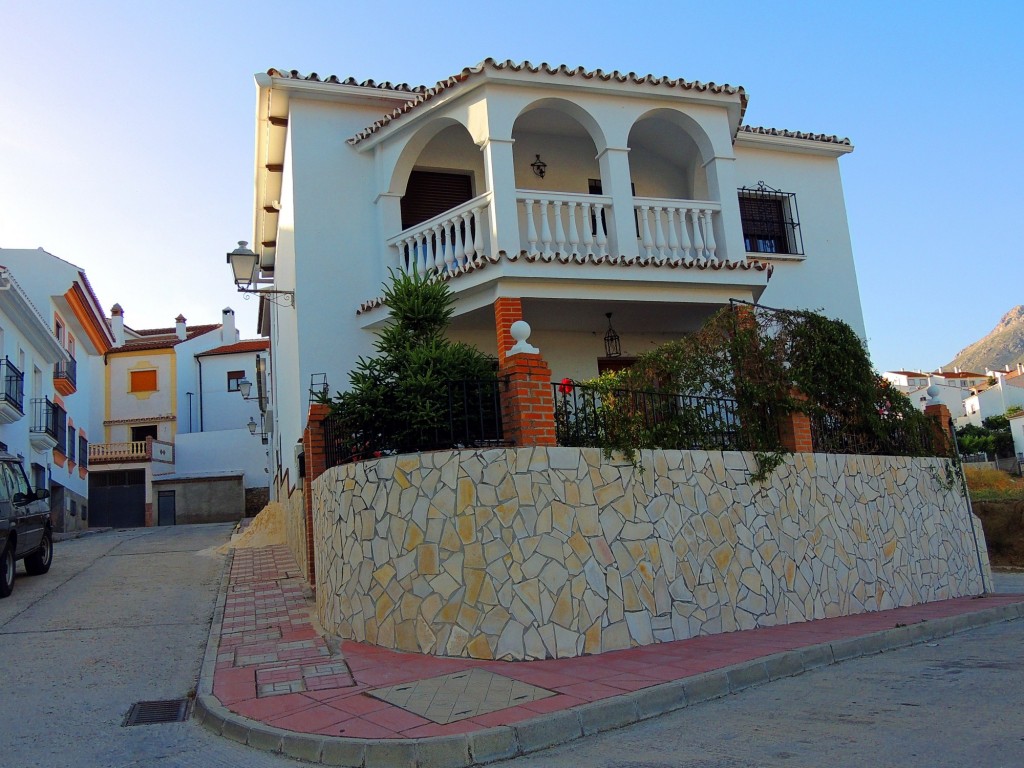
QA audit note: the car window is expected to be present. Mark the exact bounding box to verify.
[0,464,12,503]
[1,463,27,499]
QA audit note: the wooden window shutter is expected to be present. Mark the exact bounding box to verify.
[400,171,474,230]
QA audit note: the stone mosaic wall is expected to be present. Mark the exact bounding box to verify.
[312,448,989,660]
[280,479,309,583]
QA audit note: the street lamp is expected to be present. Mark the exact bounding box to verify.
[226,241,295,308]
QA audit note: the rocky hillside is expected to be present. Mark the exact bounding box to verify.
[946,306,1024,373]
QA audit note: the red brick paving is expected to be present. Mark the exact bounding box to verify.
[212,544,1024,740]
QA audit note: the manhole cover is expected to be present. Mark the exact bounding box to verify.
[368,668,554,724]
[123,699,191,726]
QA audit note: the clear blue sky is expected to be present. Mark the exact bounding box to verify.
[2,0,1020,372]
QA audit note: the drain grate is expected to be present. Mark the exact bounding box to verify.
[122,699,191,727]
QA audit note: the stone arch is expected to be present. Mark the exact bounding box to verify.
[511,99,607,193]
[387,117,480,197]
[627,109,716,200]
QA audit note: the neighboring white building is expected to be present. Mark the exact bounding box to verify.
[882,368,988,419]
[959,370,1024,429]
[240,60,868,501]
[1009,410,1024,462]
[0,248,115,532]
[89,306,269,526]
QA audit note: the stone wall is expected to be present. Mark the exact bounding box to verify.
[279,477,308,583]
[312,448,990,660]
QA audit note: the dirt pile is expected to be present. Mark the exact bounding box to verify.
[973,500,1024,568]
[217,503,286,553]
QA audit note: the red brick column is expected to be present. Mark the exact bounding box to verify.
[925,402,954,455]
[495,297,523,366]
[499,354,557,447]
[301,402,331,587]
[777,390,813,453]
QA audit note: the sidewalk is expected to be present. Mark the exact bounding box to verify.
[196,545,1024,767]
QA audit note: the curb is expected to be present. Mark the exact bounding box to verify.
[53,527,112,542]
[196,590,1024,767]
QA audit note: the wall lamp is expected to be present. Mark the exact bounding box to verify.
[247,415,269,444]
[226,241,295,308]
[531,154,547,179]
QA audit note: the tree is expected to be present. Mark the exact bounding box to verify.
[324,270,494,459]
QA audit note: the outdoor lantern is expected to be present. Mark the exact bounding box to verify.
[604,312,621,357]
[531,154,547,179]
[247,416,258,435]
[238,377,252,399]
[227,241,259,289]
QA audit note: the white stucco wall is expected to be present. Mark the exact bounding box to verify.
[173,428,268,488]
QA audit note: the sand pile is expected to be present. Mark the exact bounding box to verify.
[217,502,287,553]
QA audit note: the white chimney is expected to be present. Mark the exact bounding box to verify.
[221,307,237,343]
[175,314,187,341]
[110,303,125,347]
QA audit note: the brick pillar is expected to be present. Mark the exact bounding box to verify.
[495,296,523,366]
[499,354,557,447]
[925,402,954,454]
[777,390,813,453]
[301,402,331,587]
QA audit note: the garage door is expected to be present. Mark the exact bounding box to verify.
[89,470,146,528]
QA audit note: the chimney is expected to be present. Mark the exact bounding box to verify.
[175,314,187,341]
[110,303,125,347]
[221,307,236,344]
[1006,364,1011,372]
[954,366,960,374]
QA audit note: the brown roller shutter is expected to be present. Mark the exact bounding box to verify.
[401,171,474,230]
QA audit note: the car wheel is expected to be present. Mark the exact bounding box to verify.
[24,528,52,576]
[0,542,13,598]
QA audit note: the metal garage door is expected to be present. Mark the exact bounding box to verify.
[89,470,146,528]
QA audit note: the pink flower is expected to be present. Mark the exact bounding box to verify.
[559,378,573,395]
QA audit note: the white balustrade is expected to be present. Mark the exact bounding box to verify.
[633,198,723,265]
[387,193,490,276]
[517,192,611,261]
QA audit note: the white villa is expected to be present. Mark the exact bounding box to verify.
[239,59,867,501]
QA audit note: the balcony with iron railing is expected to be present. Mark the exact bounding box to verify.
[29,397,59,451]
[0,357,25,424]
[53,355,77,396]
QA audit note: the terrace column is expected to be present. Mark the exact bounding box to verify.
[924,402,954,454]
[480,137,520,257]
[301,402,331,588]
[597,146,640,261]
[703,155,744,264]
[375,191,404,268]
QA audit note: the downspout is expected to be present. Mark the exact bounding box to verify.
[197,357,204,433]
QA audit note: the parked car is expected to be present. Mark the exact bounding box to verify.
[0,452,52,598]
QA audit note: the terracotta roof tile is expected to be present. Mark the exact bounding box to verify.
[268,59,748,146]
[197,339,270,357]
[118,323,220,352]
[737,125,851,145]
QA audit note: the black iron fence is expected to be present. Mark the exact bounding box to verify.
[1,357,24,412]
[810,411,942,457]
[29,397,58,439]
[54,356,77,390]
[552,381,758,452]
[322,378,506,468]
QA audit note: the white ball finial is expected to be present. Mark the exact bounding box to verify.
[508,320,539,355]
[925,384,941,405]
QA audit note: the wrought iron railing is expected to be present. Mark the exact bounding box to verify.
[29,397,58,439]
[552,381,755,452]
[1,357,24,412]
[322,378,507,469]
[809,411,941,457]
[54,356,77,389]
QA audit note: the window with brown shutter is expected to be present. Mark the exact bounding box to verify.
[129,369,157,392]
[400,171,474,230]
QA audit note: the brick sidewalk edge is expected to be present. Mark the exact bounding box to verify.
[194,560,1024,768]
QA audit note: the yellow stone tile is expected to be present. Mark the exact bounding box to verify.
[465,568,485,604]
[883,539,897,560]
[457,477,476,513]
[458,603,481,630]
[550,584,574,628]
[395,471,411,490]
[568,531,590,560]
[438,597,461,623]
[458,515,477,544]
[584,619,602,655]
[404,524,424,552]
[375,593,394,624]
[441,522,461,551]
[373,563,396,588]
[466,634,494,660]
[395,619,417,651]
[623,578,641,611]
[464,542,485,568]
[417,544,439,575]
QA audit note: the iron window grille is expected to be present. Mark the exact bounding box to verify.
[1,357,24,413]
[79,435,89,469]
[67,426,76,461]
[54,402,68,454]
[737,182,803,256]
[54,356,77,389]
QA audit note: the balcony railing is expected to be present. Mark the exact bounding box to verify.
[53,356,77,394]
[88,438,175,464]
[0,357,25,423]
[517,191,611,261]
[29,397,60,451]
[388,193,490,276]
[633,198,721,265]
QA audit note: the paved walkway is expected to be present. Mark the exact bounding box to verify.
[198,545,1024,765]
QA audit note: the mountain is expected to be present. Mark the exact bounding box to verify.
[945,306,1024,373]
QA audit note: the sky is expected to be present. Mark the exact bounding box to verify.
[1,0,1021,373]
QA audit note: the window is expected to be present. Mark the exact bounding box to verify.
[131,424,158,442]
[67,426,76,461]
[55,317,65,345]
[129,369,157,392]
[79,435,88,469]
[227,370,245,392]
[400,170,474,230]
[738,182,803,255]
[31,463,46,492]
[54,403,67,453]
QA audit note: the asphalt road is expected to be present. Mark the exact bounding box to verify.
[1,526,1021,768]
